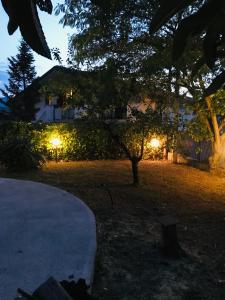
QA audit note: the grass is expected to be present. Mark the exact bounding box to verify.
[1,160,225,299]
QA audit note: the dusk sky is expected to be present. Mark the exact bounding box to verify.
[0,0,74,87]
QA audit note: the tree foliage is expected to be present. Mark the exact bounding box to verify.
[150,0,225,95]
[0,40,38,121]
[57,0,184,118]
[56,0,159,70]
[0,121,44,171]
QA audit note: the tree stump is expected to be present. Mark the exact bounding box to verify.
[159,215,181,258]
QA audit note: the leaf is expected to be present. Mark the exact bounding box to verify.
[19,0,52,59]
[1,0,52,59]
[7,19,18,35]
[172,2,217,61]
[204,71,225,97]
[203,17,225,68]
[149,0,195,34]
[191,56,206,76]
[35,0,53,14]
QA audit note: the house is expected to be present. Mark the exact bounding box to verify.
[13,66,197,138]
[16,65,192,125]
[0,66,84,122]
[22,66,133,123]
[26,66,89,122]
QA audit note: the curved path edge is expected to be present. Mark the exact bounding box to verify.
[0,178,97,300]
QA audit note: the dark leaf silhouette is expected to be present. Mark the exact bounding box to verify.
[1,0,52,59]
[151,0,225,93]
[149,0,195,34]
[204,71,225,96]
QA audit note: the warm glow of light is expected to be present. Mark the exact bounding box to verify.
[149,138,161,148]
[51,137,61,148]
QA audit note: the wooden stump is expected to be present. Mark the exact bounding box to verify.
[159,215,181,258]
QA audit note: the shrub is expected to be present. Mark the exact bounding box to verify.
[0,120,166,165]
[37,123,77,160]
[0,121,44,171]
[37,121,124,161]
[72,120,124,160]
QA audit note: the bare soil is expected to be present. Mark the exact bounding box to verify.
[1,160,225,299]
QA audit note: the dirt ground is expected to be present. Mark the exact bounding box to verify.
[1,160,225,299]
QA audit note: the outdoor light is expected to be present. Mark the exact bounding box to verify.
[149,138,161,148]
[50,137,61,162]
[51,137,61,149]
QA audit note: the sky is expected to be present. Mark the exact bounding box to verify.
[0,0,74,87]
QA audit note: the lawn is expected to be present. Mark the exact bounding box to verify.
[1,160,225,299]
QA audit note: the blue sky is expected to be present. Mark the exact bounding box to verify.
[0,0,74,87]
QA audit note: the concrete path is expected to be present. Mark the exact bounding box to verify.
[0,178,96,300]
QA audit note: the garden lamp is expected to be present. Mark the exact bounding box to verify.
[150,138,161,149]
[51,137,61,162]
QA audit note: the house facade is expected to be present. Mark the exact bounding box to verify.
[28,66,86,122]
[22,66,191,125]
[35,95,85,122]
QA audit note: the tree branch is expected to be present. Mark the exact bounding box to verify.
[205,96,220,143]
[138,135,145,161]
[205,117,214,141]
[219,119,225,132]
[103,122,132,160]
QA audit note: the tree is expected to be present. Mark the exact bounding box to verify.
[58,0,184,117]
[1,0,52,58]
[168,38,225,170]
[186,89,225,169]
[103,109,166,186]
[0,40,38,121]
[68,67,173,185]
[57,0,225,94]
[57,0,160,71]
[57,1,202,106]
[56,0,188,166]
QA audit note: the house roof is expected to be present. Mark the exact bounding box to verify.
[18,65,98,97]
[35,65,99,84]
[35,65,91,83]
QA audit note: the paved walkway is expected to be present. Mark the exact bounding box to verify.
[0,178,96,300]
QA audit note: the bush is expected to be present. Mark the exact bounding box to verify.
[0,121,44,171]
[0,120,166,166]
[37,121,124,160]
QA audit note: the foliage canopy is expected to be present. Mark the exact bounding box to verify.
[150,0,225,95]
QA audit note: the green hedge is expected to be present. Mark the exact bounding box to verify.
[38,121,125,160]
[0,120,166,170]
[0,121,125,166]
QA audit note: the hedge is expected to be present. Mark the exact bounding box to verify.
[0,120,166,170]
[0,121,125,165]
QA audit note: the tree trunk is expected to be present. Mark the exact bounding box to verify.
[209,134,225,169]
[131,158,139,186]
[210,140,221,169]
[205,96,225,169]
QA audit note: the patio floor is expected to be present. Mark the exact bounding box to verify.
[0,178,96,300]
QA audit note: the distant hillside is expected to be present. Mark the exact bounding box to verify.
[0,70,8,90]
